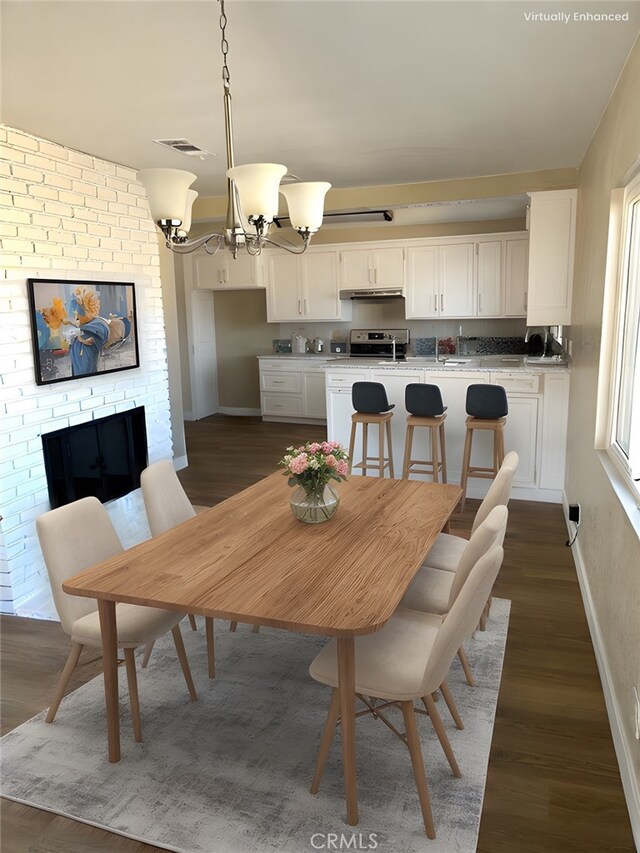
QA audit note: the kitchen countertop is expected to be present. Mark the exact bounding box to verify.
[257,354,570,372]
[258,353,337,360]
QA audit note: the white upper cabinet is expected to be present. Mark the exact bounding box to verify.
[340,245,405,289]
[193,249,265,290]
[476,241,502,317]
[406,246,439,318]
[504,238,529,317]
[440,242,475,317]
[526,189,577,326]
[303,250,344,320]
[266,249,352,323]
[266,252,300,321]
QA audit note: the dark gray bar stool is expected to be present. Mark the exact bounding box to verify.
[348,382,395,478]
[460,384,508,511]
[402,384,448,482]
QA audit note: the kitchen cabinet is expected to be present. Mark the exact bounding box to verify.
[259,357,332,422]
[440,243,475,317]
[266,249,352,322]
[526,189,577,326]
[191,248,265,290]
[406,246,439,318]
[303,364,328,419]
[340,245,405,289]
[504,238,528,317]
[476,241,502,317]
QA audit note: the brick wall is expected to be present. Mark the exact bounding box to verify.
[0,125,173,614]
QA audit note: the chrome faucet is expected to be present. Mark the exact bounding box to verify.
[390,335,397,362]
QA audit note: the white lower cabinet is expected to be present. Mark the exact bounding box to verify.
[502,396,538,487]
[303,370,328,419]
[259,358,331,422]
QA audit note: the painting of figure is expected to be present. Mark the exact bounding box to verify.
[28,279,139,385]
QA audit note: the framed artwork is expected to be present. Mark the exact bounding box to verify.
[27,279,139,386]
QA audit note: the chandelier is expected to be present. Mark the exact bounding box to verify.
[137,0,331,257]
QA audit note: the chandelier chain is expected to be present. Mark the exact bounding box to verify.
[219,0,231,87]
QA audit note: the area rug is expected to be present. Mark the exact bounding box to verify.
[1,599,510,853]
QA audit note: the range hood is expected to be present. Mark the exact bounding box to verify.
[339,288,405,300]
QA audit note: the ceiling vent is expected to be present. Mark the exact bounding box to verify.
[153,139,215,158]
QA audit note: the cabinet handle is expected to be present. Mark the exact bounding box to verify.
[524,290,528,310]
[298,298,302,315]
[272,380,286,384]
[478,293,483,313]
[434,294,438,313]
[303,299,308,314]
[440,294,444,312]
[373,268,377,285]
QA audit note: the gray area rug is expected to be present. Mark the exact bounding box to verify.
[1,600,510,853]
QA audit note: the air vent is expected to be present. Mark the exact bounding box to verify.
[153,139,215,158]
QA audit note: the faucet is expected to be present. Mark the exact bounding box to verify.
[390,335,397,362]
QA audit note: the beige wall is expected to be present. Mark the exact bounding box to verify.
[158,240,187,461]
[567,37,640,805]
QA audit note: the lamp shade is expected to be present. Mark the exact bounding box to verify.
[226,163,287,223]
[137,168,197,223]
[182,189,199,234]
[279,181,332,233]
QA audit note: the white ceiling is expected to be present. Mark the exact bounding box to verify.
[2,1,639,197]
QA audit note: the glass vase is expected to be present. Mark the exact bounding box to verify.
[289,483,340,524]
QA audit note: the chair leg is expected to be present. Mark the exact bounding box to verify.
[402,423,413,479]
[439,422,447,483]
[252,624,260,634]
[497,424,506,466]
[378,420,385,477]
[457,646,475,687]
[460,426,473,513]
[362,422,368,477]
[46,642,83,723]
[440,679,464,731]
[310,688,341,794]
[124,647,143,743]
[141,640,155,668]
[386,418,394,478]
[431,425,439,483]
[205,617,215,679]
[479,608,488,631]
[171,625,197,701]
[401,700,436,839]
[423,694,461,778]
[348,420,357,475]
[188,613,198,631]
[229,621,238,632]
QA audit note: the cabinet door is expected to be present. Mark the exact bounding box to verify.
[303,371,327,419]
[340,248,373,289]
[266,253,301,322]
[439,243,475,317]
[476,241,502,316]
[406,246,439,318]
[503,396,538,487]
[302,250,341,320]
[373,247,405,287]
[326,388,357,455]
[527,190,576,325]
[193,251,226,289]
[504,238,528,317]
[223,253,263,289]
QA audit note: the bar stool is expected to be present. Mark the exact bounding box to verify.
[460,384,508,512]
[348,382,395,478]
[402,384,448,482]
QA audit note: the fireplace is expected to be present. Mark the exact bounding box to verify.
[42,406,148,509]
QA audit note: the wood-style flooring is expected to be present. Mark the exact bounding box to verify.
[1,415,634,852]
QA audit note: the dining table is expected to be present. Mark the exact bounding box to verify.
[62,472,462,826]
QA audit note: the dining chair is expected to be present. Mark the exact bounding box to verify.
[399,505,508,694]
[36,496,197,742]
[140,459,217,676]
[309,544,505,839]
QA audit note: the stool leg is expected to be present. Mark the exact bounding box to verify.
[386,418,394,479]
[362,422,369,477]
[378,421,385,478]
[497,425,506,467]
[402,423,413,479]
[493,431,499,478]
[439,422,447,484]
[348,421,357,475]
[431,425,439,484]
[460,426,473,513]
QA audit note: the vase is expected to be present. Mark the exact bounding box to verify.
[289,483,340,524]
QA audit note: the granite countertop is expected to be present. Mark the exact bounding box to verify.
[322,356,570,373]
[257,353,339,360]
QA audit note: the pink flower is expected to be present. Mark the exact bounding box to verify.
[309,442,322,453]
[330,440,340,449]
[337,460,348,476]
[289,453,309,474]
[321,441,333,454]
[298,446,305,452]
[325,454,338,469]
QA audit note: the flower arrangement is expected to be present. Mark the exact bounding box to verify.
[280,440,349,494]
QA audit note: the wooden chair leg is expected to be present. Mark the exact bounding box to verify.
[205,617,215,679]
[440,679,465,731]
[497,425,506,466]
[188,614,198,631]
[124,647,143,743]
[310,688,341,794]
[431,425,439,483]
[402,423,413,479]
[457,646,475,687]
[362,423,368,477]
[439,422,448,483]
[423,694,461,778]
[141,640,155,669]
[348,421,357,474]
[378,420,385,478]
[460,426,473,513]
[252,624,260,634]
[401,700,436,839]
[171,625,197,701]
[386,418,394,478]
[46,642,83,723]
[229,621,238,632]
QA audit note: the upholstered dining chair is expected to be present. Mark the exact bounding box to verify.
[140,459,217,677]
[399,505,508,696]
[36,496,197,742]
[309,544,505,839]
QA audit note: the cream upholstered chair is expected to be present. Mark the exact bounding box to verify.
[36,497,197,742]
[309,544,505,839]
[140,459,217,677]
[399,505,508,695]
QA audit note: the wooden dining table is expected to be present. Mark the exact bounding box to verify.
[63,472,462,826]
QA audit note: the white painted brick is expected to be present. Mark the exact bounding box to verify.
[58,190,83,206]
[1,238,34,253]
[32,213,61,228]
[72,180,98,198]
[74,233,100,248]
[115,165,137,181]
[61,218,87,233]
[16,225,42,240]
[0,162,11,177]
[28,184,58,201]
[67,150,93,168]
[46,173,73,190]
[0,224,18,237]
[7,131,38,152]
[106,176,129,192]
[88,197,109,212]
[100,237,120,251]
[101,262,125,272]
[48,230,74,244]
[73,207,99,222]
[24,153,51,170]
[0,177,27,193]
[1,208,31,225]
[62,245,88,260]
[101,213,118,226]
[52,402,80,418]
[91,404,116,419]
[0,143,25,163]
[39,140,69,160]
[87,223,110,237]
[43,200,73,217]
[108,201,128,215]
[11,164,44,183]
[55,161,83,179]
[28,256,53,269]
[81,169,106,186]
[121,215,142,230]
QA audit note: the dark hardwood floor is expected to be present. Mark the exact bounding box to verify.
[1,415,634,852]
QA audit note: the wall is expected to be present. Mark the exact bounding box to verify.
[158,241,187,465]
[0,125,173,614]
[565,39,640,827]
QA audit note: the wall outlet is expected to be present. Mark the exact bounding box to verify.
[634,686,640,740]
[568,504,580,525]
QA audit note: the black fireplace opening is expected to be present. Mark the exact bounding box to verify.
[42,406,148,509]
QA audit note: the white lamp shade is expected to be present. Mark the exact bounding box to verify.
[226,163,287,223]
[279,181,332,232]
[182,189,199,233]
[137,168,197,223]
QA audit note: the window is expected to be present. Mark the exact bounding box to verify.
[609,171,640,495]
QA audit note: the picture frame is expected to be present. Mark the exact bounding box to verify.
[27,278,140,386]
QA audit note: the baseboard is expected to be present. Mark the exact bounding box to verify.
[183,411,195,422]
[562,493,640,849]
[217,407,262,417]
[173,455,188,472]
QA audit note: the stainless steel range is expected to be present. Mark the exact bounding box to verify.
[349,329,410,360]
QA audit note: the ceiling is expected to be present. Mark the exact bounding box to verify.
[2,1,639,198]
